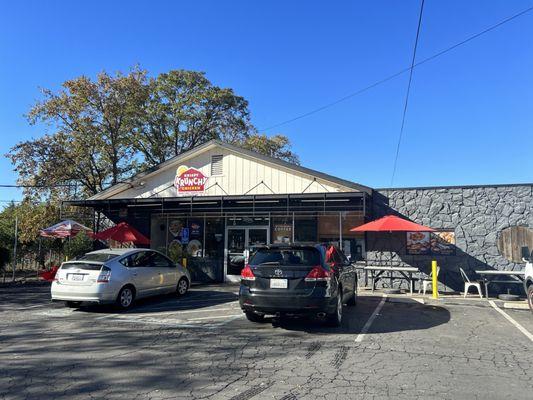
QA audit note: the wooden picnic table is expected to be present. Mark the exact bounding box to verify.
[475,270,525,299]
[364,265,420,295]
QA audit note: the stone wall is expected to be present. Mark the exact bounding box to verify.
[368,184,533,292]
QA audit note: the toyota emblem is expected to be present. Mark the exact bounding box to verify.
[274,268,283,277]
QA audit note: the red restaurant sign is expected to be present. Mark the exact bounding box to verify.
[174,166,208,194]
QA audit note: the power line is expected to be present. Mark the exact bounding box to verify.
[0,184,74,188]
[259,5,533,132]
[390,0,425,186]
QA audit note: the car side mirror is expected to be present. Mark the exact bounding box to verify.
[521,246,530,262]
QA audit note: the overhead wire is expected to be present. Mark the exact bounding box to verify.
[390,0,425,186]
[258,5,533,132]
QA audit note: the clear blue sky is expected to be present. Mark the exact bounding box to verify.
[1,0,532,203]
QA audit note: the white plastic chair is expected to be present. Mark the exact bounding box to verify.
[459,267,483,298]
[419,267,440,295]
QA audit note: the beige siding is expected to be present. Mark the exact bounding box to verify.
[104,146,356,199]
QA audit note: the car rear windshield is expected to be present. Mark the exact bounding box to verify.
[60,262,103,271]
[250,248,321,266]
[77,253,119,262]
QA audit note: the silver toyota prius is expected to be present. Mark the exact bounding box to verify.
[51,248,191,309]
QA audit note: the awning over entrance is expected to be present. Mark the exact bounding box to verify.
[64,191,370,218]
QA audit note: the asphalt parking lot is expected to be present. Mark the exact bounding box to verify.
[1,283,532,400]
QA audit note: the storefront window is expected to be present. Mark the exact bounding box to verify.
[272,216,293,244]
[150,215,168,255]
[294,216,317,243]
[186,218,203,257]
[205,218,224,259]
[318,213,340,245]
[341,212,365,261]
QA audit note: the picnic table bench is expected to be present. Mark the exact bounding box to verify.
[475,270,525,299]
[364,265,420,295]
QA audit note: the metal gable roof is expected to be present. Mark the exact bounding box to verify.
[88,139,372,200]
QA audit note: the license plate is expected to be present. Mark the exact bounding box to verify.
[270,278,288,289]
[69,274,85,281]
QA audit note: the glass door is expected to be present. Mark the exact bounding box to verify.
[227,228,246,276]
[225,226,269,281]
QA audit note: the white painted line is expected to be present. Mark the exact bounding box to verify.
[188,314,243,321]
[354,295,387,343]
[215,314,244,326]
[488,300,533,343]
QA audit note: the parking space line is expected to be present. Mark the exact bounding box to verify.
[488,300,533,343]
[354,295,387,343]
[188,314,242,321]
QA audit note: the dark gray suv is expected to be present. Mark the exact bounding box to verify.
[239,244,357,326]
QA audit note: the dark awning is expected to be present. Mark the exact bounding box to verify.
[64,191,371,216]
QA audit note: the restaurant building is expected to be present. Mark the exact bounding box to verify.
[67,140,533,291]
[68,140,372,283]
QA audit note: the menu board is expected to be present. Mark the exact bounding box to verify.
[406,232,431,255]
[430,231,455,255]
[406,231,455,255]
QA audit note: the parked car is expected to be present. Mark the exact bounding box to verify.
[522,247,533,313]
[51,248,190,309]
[239,244,357,326]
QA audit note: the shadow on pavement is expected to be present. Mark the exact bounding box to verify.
[77,289,239,314]
[268,295,451,335]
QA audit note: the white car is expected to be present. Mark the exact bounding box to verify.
[51,248,191,309]
[523,247,533,313]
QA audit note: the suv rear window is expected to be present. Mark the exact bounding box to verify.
[250,248,321,266]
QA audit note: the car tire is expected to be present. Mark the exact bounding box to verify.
[326,290,343,327]
[176,277,189,296]
[346,280,357,307]
[116,285,135,310]
[527,284,533,312]
[245,311,265,323]
[65,301,81,308]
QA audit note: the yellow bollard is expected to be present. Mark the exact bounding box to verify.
[432,260,438,299]
[182,257,187,268]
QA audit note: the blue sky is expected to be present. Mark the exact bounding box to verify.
[1,0,532,203]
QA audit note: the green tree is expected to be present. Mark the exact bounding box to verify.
[132,70,253,167]
[241,134,300,164]
[7,67,298,200]
[8,68,148,199]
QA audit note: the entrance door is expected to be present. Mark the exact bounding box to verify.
[225,227,269,281]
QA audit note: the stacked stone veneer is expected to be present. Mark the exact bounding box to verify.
[367,184,533,292]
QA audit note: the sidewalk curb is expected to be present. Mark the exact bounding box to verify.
[359,291,530,311]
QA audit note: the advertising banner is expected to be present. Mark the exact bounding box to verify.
[174,165,208,195]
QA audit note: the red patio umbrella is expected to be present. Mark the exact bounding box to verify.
[92,222,150,245]
[350,215,435,268]
[350,215,435,233]
[39,219,92,238]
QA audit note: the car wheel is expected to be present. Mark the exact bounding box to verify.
[245,311,265,323]
[65,301,81,308]
[326,290,343,327]
[176,277,189,296]
[116,285,135,310]
[527,285,533,312]
[346,280,357,307]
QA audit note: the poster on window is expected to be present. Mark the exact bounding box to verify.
[273,223,292,243]
[406,231,455,255]
[406,232,431,255]
[430,231,456,255]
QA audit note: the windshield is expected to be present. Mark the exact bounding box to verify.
[250,248,321,266]
[77,253,119,262]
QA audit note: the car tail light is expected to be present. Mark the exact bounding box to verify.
[241,264,256,281]
[305,266,331,282]
[97,266,112,283]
